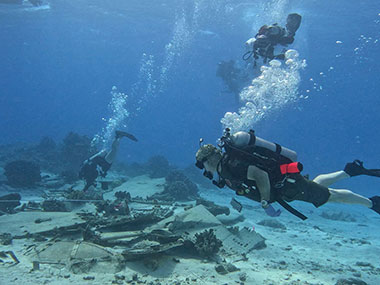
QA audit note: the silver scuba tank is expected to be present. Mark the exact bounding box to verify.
[230,131,297,162]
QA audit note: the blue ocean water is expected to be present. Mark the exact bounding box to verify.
[1,0,379,197]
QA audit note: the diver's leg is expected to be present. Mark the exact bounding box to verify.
[327,188,372,208]
[313,171,349,187]
[88,149,107,161]
[105,137,121,164]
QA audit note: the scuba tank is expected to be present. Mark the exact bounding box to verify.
[220,128,297,163]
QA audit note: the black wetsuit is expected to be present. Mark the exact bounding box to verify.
[217,153,330,219]
[254,25,295,61]
[79,156,112,191]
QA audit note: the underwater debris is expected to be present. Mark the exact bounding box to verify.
[114,191,131,201]
[64,188,103,201]
[214,262,240,275]
[95,199,130,217]
[157,205,266,255]
[121,238,184,261]
[30,241,124,274]
[0,212,86,240]
[0,193,21,214]
[4,160,41,187]
[41,199,68,212]
[0,233,12,245]
[194,229,222,258]
[0,250,19,265]
[196,198,230,216]
[335,278,368,285]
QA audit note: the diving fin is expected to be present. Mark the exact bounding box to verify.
[115,130,138,142]
[286,13,302,35]
[369,196,380,215]
[344,160,380,178]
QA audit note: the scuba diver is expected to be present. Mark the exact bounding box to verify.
[29,0,42,6]
[195,129,380,220]
[216,60,250,102]
[79,130,138,191]
[244,13,302,66]
[0,0,43,6]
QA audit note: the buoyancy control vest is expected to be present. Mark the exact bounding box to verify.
[216,129,307,220]
[220,130,297,184]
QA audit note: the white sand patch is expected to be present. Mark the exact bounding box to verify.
[104,175,165,200]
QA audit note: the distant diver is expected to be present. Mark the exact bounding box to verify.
[0,0,43,6]
[216,60,249,101]
[28,0,43,6]
[79,130,138,192]
[195,129,380,220]
[244,13,302,66]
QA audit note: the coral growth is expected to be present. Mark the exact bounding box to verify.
[36,136,56,152]
[194,229,222,258]
[163,170,199,201]
[146,155,171,178]
[61,132,96,173]
[4,160,41,187]
[0,132,97,180]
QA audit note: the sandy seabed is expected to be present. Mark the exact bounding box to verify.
[0,176,379,285]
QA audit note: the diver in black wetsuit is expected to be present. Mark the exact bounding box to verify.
[0,0,43,6]
[244,13,302,65]
[195,129,380,220]
[79,130,138,191]
[216,60,250,101]
[29,0,42,6]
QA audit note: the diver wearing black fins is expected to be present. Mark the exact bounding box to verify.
[343,160,380,212]
[344,159,380,178]
[244,13,302,65]
[0,0,43,6]
[79,130,138,192]
[195,129,380,220]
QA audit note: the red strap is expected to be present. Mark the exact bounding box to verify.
[280,162,303,174]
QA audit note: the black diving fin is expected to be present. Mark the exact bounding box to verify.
[115,130,138,142]
[344,160,380,178]
[286,13,302,36]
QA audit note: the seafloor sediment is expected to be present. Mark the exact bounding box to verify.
[0,140,379,285]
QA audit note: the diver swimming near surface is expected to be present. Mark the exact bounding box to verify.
[244,13,302,66]
[79,130,138,192]
[195,129,380,220]
[0,0,43,6]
